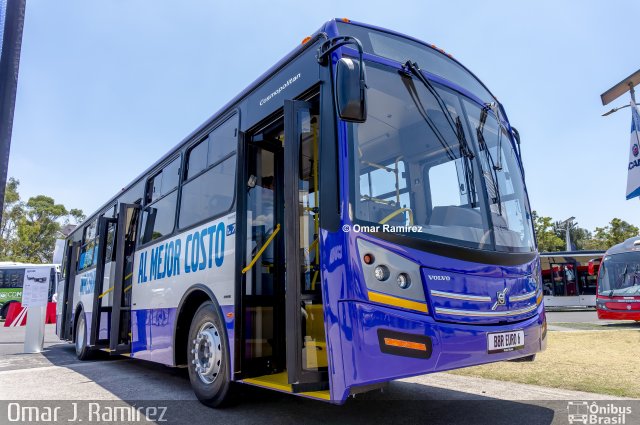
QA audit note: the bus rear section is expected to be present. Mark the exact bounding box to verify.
[596,237,640,321]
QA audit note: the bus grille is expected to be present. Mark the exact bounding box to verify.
[422,267,540,325]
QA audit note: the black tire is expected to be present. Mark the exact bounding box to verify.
[187,301,234,407]
[75,311,92,360]
[0,302,12,320]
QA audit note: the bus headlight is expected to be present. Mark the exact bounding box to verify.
[357,238,427,312]
[397,273,411,289]
[374,265,390,281]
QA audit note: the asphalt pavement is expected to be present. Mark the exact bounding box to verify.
[0,323,637,425]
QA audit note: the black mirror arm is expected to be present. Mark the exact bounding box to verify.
[317,36,366,88]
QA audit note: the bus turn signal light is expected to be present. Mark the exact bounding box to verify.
[301,36,312,45]
[383,338,427,351]
[363,253,374,264]
[377,329,433,359]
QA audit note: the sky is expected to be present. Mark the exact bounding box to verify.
[7,0,640,232]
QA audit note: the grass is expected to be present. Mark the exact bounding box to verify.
[449,330,640,398]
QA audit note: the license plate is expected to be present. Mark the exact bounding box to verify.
[487,330,525,354]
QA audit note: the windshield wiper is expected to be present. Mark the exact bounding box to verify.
[456,116,477,207]
[477,107,502,214]
[483,102,505,171]
[402,61,475,161]
[398,66,455,161]
[611,264,629,297]
[401,61,478,207]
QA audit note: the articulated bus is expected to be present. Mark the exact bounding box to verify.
[0,262,59,319]
[56,19,546,406]
[540,251,604,308]
[596,237,640,321]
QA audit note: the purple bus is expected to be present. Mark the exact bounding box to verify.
[56,18,546,406]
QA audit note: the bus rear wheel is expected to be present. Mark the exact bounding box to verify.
[187,301,233,407]
[75,311,92,360]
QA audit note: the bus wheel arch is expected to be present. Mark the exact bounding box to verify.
[174,285,225,367]
[0,300,16,319]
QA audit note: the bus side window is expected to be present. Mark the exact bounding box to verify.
[78,220,99,271]
[178,116,238,229]
[104,222,117,262]
[139,156,181,245]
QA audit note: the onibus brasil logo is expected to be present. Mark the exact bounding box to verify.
[567,401,632,424]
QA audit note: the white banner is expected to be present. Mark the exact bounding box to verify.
[21,268,50,308]
[626,102,640,200]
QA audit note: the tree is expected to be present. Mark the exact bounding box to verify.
[584,218,640,251]
[0,178,84,263]
[0,178,24,259]
[532,211,565,252]
[552,220,593,250]
[68,208,86,224]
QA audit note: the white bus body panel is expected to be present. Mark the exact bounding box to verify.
[132,212,236,311]
[543,295,596,308]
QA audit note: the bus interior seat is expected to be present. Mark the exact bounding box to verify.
[429,205,483,229]
[358,199,406,226]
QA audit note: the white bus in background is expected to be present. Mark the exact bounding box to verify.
[540,251,604,308]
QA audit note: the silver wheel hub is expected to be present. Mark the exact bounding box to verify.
[191,321,222,384]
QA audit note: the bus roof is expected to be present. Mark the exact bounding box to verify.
[604,236,640,256]
[539,251,605,257]
[0,262,59,269]
[66,22,333,240]
[66,18,501,240]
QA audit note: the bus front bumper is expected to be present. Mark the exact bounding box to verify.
[336,300,546,401]
[597,308,640,321]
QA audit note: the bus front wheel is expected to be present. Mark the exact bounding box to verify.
[187,301,233,407]
[75,312,92,360]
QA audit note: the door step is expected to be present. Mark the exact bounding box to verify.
[241,371,330,401]
[101,344,131,356]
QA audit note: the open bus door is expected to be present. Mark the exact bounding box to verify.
[88,215,117,347]
[59,240,79,340]
[105,203,140,354]
[79,204,139,353]
[283,99,328,391]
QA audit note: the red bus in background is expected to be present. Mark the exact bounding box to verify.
[596,237,640,321]
[540,252,603,308]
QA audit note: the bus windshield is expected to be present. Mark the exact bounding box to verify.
[598,252,640,296]
[351,63,535,252]
[336,22,496,104]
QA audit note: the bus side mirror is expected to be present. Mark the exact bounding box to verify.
[335,58,367,123]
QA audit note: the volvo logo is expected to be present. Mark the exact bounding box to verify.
[427,275,451,281]
[492,287,509,310]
